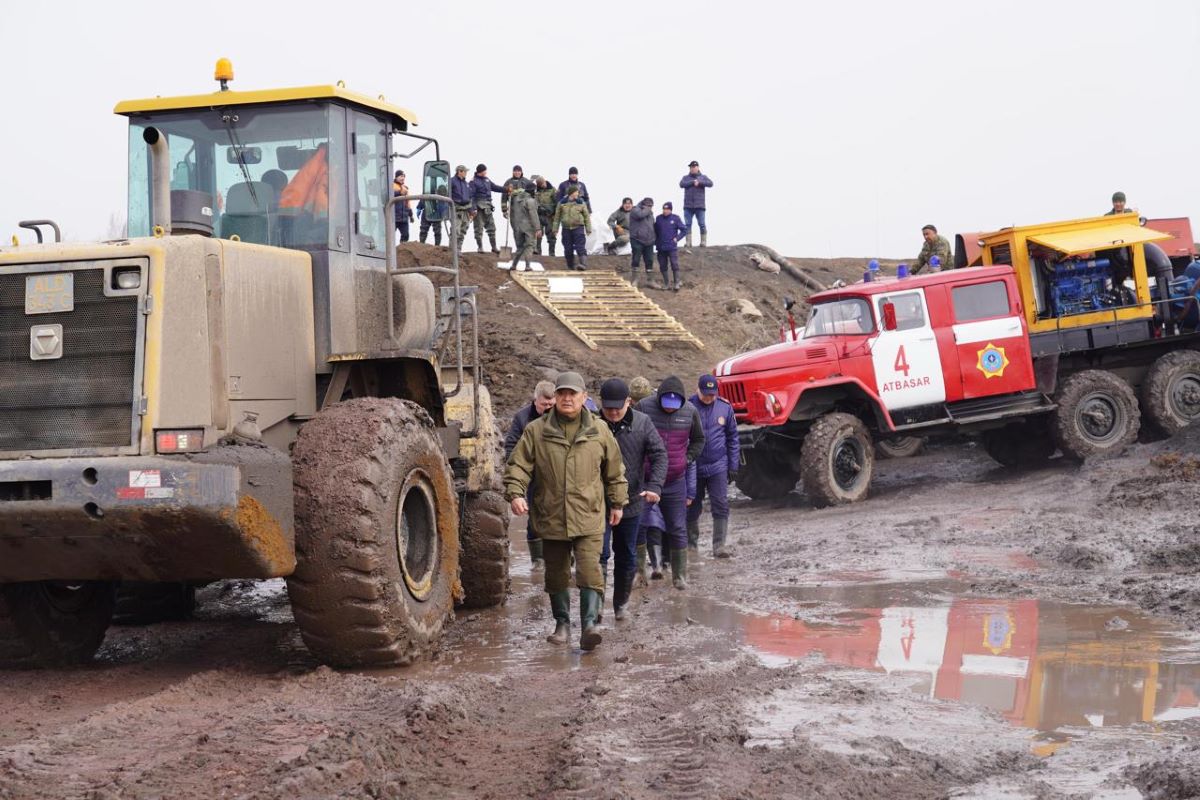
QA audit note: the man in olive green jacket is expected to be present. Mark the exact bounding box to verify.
[505,371,628,650]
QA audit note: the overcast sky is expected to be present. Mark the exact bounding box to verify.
[3,0,1197,258]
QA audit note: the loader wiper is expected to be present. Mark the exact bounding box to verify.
[220,110,258,207]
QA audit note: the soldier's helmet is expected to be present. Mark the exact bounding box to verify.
[629,376,653,402]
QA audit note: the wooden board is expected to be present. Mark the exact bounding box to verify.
[512,270,704,352]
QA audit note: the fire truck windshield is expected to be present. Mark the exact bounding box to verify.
[803,298,875,338]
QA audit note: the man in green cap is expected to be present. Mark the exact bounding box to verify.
[504,371,628,651]
[912,224,952,275]
[449,164,474,251]
[553,187,592,270]
[1106,191,1130,216]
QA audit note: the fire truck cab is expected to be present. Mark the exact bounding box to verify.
[718,214,1200,507]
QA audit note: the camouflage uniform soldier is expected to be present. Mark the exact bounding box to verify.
[606,198,633,255]
[449,164,474,252]
[500,165,536,219]
[508,185,542,271]
[532,175,559,256]
[913,224,952,274]
[553,187,592,271]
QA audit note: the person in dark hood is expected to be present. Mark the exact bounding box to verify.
[635,376,704,589]
[628,197,656,288]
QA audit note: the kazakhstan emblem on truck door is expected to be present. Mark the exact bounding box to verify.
[976,343,1010,379]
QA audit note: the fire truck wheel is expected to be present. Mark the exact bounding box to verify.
[287,398,459,668]
[458,490,511,609]
[981,421,1055,468]
[1142,350,1200,436]
[875,436,925,459]
[800,413,874,506]
[0,581,116,667]
[1052,370,1140,460]
[735,450,800,499]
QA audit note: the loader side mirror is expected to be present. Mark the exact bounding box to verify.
[783,296,796,311]
[423,160,451,222]
[881,302,898,331]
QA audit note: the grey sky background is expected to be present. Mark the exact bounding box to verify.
[3,0,1197,258]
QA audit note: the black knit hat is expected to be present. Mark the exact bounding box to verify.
[475,163,487,174]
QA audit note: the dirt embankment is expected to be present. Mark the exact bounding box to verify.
[395,242,890,418]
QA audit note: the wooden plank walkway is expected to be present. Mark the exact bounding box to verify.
[511,271,705,352]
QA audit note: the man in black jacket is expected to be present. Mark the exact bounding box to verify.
[599,378,668,619]
[504,380,556,566]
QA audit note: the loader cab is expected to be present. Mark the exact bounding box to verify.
[115,66,448,370]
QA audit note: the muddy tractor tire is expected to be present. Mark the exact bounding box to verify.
[287,398,460,668]
[458,490,511,609]
[981,420,1055,468]
[1051,370,1140,461]
[113,582,197,625]
[735,448,800,500]
[0,581,116,668]
[800,413,874,507]
[875,435,925,459]
[1141,350,1200,436]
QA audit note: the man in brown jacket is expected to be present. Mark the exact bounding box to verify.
[504,371,628,650]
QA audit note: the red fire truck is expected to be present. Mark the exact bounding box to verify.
[717,214,1200,505]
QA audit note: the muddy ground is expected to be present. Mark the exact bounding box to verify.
[399,242,895,417]
[3,428,1200,798]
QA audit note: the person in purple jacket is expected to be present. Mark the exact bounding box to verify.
[679,160,713,248]
[636,375,704,589]
[686,374,740,558]
[653,202,688,292]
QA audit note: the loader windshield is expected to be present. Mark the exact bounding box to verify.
[127,103,351,250]
[803,298,874,337]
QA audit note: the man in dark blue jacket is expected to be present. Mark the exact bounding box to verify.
[653,202,688,292]
[556,167,591,212]
[678,160,713,248]
[599,378,667,619]
[686,374,740,557]
[450,165,474,251]
[470,164,506,254]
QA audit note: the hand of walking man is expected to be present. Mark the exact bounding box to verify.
[511,497,529,516]
[608,507,623,526]
[639,490,660,504]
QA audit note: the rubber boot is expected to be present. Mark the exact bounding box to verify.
[630,269,640,288]
[547,591,571,644]
[613,571,635,621]
[565,253,575,270]
[529,538,544,569]
[579,588,603,651]
[596,569,607,624]
[635,544,649,587]
[549,239,556,257]
[476,238,485,253]
[672,272,682,292]
[701,232,708,247]
[686,231,693,248]
[649,544,663,579]
[577,254,588,272]
[686,518,701,552]
[489,233,500,254]
[671,548,688,590]
[713,517,732,558]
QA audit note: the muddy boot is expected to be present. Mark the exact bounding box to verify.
[579,588,603,651]
[476,238,485,253]
[713,517,732,558]
[613,571,635,621]
[577,255,588,272]
[649,544,663,579]
[547,591,571,644]
[687,518,701,551]
[672,273,682,292]
[686,231,693,248]
[700,232,708,247]
[529,538,544,569]
[596,569,607,624]
[630,269,641,288]
[549,239,557,257]
[670,549,688,590]
[489,234,500,254]
[635,544,649,587]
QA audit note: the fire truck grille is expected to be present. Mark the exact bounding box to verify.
[0,268,140,453]
[723,380,747,410]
